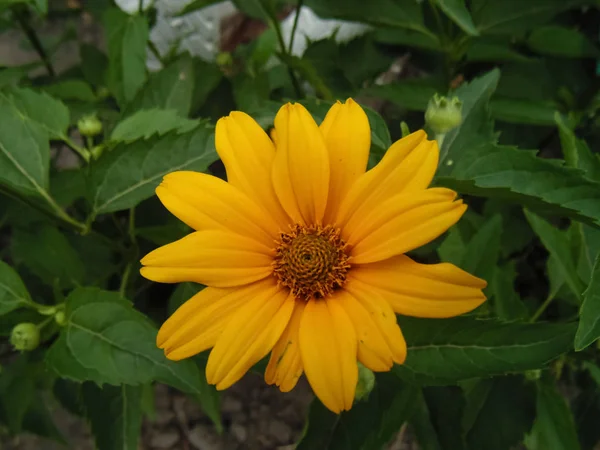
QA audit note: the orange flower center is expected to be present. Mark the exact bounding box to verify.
[273,224,351,301]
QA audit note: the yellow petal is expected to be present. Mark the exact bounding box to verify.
[156,171,280,246]
[206,286,294,389]
[299,298,357,413]
[343,280,407,364]
[272,103,330,225]
[336,289,394,371]
[157,280,274,360]
[349,190,466,264]
[336,130,438,227]
[320,99,370,223]
[348,255,487,318]
[265,300,305,392]
[216,111,290,228]
[140,230,273,287]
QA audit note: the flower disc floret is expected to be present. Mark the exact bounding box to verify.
[273,224,351,300]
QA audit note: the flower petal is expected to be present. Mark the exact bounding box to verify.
[272,103,330,225]
[206,286,294,389]
[320,99,370,223]
[336,289,395,371]
[343,279,407,365]
[140,230,273,287]
[299,298,357,413]
[157,280,274,361]
[349,189,466,264]
[336,130,438,227]
[216,111,290,228]
[156,171,280,246]
[348,255,487,318]
[265,300,305,392]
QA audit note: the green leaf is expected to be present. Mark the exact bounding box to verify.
[175,0,223,16]
[524,209,585,301]
[528,26,600,58]
[80,43,108,88]
[104,8,148,107]
[472,0,589,35]
[50,169,86,208]
[575,255,600,350]
[438,69,499,165]
[0,93,49,197]
[0,260,32,315]
[0,356,37,433]
[555,113,600,181]
[126,55,195,117]
[110,109,200,142]
[526,380,581,450]
[297,372,417,450]
[373,27,442,51]
[0,92,59,140]
[410,392,443,450]
[305,0,435,39]
[459,214,502,281]
[362,80,440,112]
[46,288,213,400]
[489,97,557,126]
[422,386,466,449]
[91,125,217,214]
[466,39,530,62]
[11,225,85,289]
[440,144,600,228]
[82,383,143,450]
[393,317,576,385]
[21,393,66,443]
[463,376,536,450]
[190,59,223,113]
[492,263,528,321]
[434,0,478,36]
[42,80,97,102]
[278,53,334,100]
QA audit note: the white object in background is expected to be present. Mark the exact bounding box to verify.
[280,7,370,57]
[114,0,370,70]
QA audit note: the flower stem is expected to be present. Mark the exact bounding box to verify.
[530,294,554,322]
[13,7,55,77]
[267,11,303,98]
[288,0,304,54]
[63,136,91,162]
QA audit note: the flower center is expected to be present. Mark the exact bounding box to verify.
[273,224,351,301]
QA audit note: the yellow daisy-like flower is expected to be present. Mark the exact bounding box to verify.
[140,99,487,413]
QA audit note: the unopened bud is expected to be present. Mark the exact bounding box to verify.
[355,362,376,402]
[216,52,233,68]
[54,311,66,326]
[425,94,462,134]
[77,115,103,137]
[10,323,40,351]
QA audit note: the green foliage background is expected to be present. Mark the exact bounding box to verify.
[0,0,599,448]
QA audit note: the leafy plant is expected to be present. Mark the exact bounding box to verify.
[0,0,599,448]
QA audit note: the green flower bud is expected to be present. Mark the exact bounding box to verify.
[77,115,103,137]
[354,362,376,402]
[216,52,233,68]
[524,369,541,381]
[425,94,463,134]
[90,145,105,160]
[10,323,40,351]
[54,311,66,326]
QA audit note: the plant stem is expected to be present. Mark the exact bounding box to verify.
[13,7,55,77]
[0,185,87,233]
[530,295,554,322]
[288,0,304,54]
[148,40,164,65]
[63,136,91,162]
[268,14,303,98]
[119,262,133,298]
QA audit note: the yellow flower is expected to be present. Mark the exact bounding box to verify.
[140,99,487,413]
